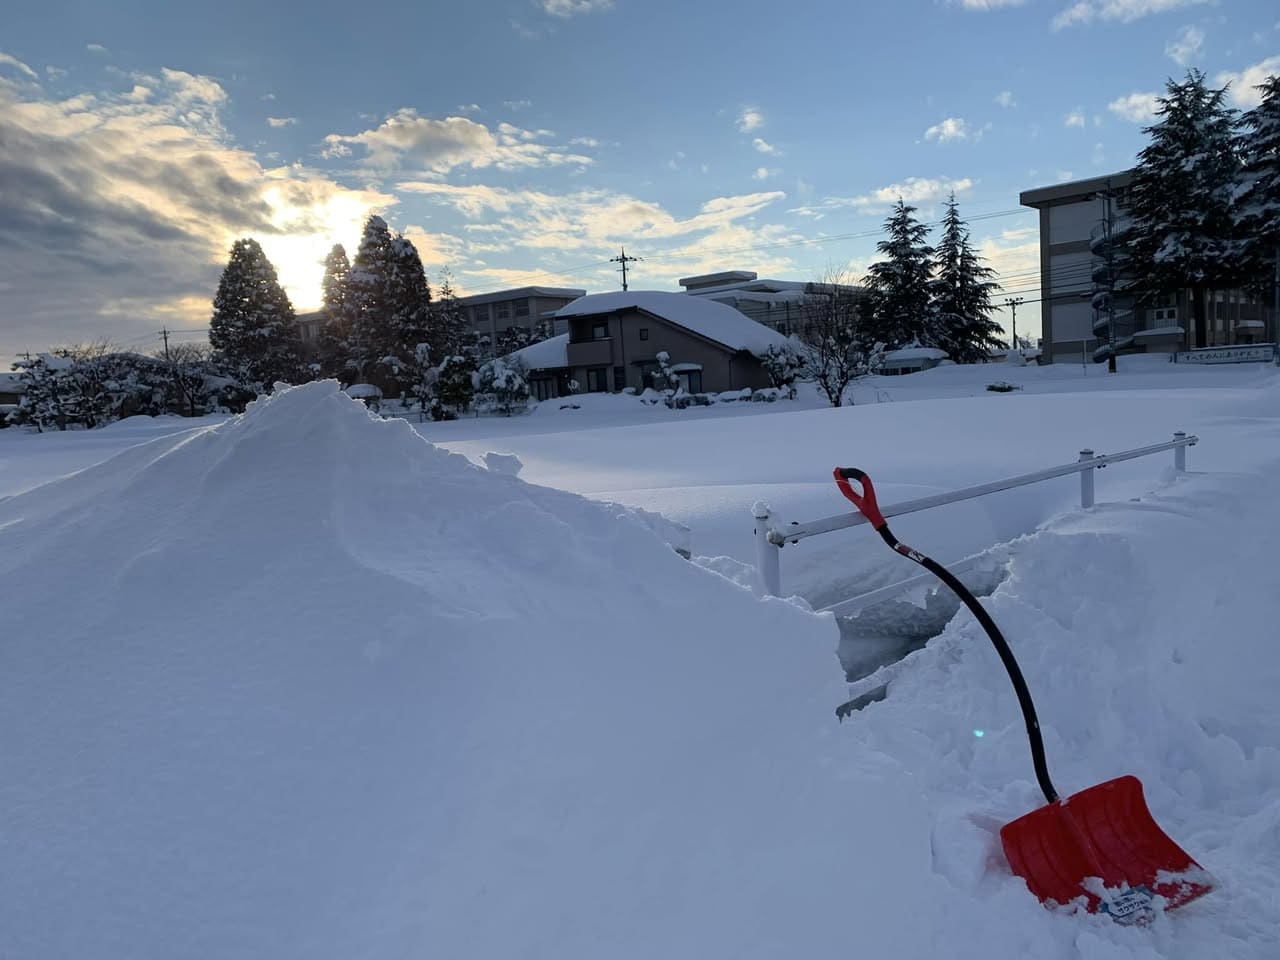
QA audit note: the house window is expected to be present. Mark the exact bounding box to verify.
[586,367,609,392]
[591,321,609,341]
[639,327,649,341]
[514,301,530,317]
[472,305,489,324]
[532,378,555,401]
[495,301,510,320]
[679,370,703,394]
[613,366,627,391]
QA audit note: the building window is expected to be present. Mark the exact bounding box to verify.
[591,320,609,341]
[586,367,609,392]
[472,305,489,324]
[679,370,703,394]
[613,366,626,391]
[495,301,510,320]
[639,327,649,341]
[514,301,530,318]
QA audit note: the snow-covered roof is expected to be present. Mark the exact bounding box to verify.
[0,372,25,393]
[554,291,790,354]
[882,347,949,363]
[508,333,569,370]
[1132,325,1185,340]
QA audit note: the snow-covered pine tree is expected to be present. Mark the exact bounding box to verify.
[347,215,398,385]
[318,244,353,379]
[430,268,475,360]
[1236,74,1280,299]
[863,200,938,349]
[347,217,434,396]
[1126,70,1243,345]
[209,238,302,394]
[384,235,433,395]
[932,194,1006,363]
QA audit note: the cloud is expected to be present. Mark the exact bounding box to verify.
[1107,91,1159,122]
[0,52,38,80]
[86,43,108,53]
[790,176,974,218]
[540,0,614,16]
[924,117,969,142]
[503,99,532,111]
[958,0,1025,8]
[995,90,1016,108]
[267,116,297,127]
[1064,109,1086,128]
[1216,56,1280,107]
[751,167,780,180]
[752,137,779,155]
[1052,0,1209,30]
[1165,25,1204,65]
[0,67,392,362]
[322,110,591,174]
[456,103,481,114]
[737,108,763,133]
[570,136,600,147]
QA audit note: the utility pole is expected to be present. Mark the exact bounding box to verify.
[1004,296,1024,355]
[610,246,642,292]
[160,327,171,361]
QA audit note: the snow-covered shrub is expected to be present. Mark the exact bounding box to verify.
[474,357,531,416]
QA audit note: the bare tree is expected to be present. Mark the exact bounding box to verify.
[796,270,881,407]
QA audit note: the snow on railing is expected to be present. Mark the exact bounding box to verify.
[751,431,1197,613]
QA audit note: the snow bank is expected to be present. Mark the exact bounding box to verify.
[0,380,894,959]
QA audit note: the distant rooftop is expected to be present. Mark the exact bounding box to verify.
[1020,170,1134,208]
[678,270,759,291]
[455,286,586,306]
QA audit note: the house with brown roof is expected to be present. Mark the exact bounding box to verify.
[510,291,792,401]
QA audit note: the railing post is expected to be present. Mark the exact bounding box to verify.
[1078,449,1095,508]
[1173,431,1187,472]
[753,502,782,597]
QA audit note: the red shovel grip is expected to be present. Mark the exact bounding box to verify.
[832,467,887,529]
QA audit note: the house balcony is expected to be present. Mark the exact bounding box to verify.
[566,338,614,366]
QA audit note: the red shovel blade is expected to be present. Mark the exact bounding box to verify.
[1000,775,1213,921]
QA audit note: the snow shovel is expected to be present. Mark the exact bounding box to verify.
[832,467,1214,922]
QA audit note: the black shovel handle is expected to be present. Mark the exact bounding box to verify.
[834,467,1060,806]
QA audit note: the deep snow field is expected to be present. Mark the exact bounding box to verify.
[2,355,1279,958]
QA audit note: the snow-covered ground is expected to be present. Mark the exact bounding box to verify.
[2,356,1279,957]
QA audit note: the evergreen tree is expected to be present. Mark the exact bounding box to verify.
[430,268,476,360]
[1236,74,1280,297]
[1126,69,1242,345]
[347,216,434,395]
[863,200,938,349]
[209,238,301,392]
[318,244,353,378]
[931,194,1005,363]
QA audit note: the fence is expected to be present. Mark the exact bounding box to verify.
[752,432,1198,615]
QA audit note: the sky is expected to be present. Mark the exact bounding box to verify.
[1,0,1277,366]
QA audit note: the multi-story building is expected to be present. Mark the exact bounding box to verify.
[678,270,865,337]
[455,286,586,352]
[1020,172,1274,363]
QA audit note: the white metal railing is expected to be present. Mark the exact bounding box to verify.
[752,431,1197,610]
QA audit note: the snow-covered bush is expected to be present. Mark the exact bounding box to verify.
[474,357,531,416]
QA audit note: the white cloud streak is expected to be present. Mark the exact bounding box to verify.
[540,0,614,17]
[737,108,763,133]
[1165,25,1204,65]
[1216,56,1280,108]
[1107,91,1160,122]
[0,52,38,80]
[1052,0,1209,31]
[924,117,969,142]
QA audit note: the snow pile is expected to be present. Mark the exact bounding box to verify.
[0,380,886,959]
